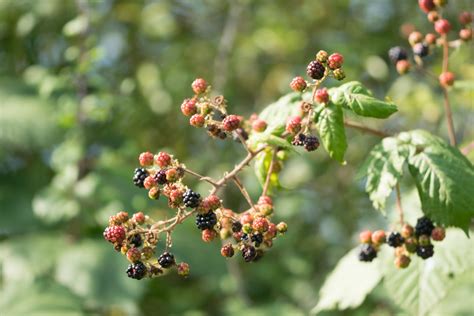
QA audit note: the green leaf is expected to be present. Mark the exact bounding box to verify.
[317,102,347,163]
[253,150,280,192]
[383,229,474,316]
[248,133,294,152]
[330,81,397,118]
[311,247,383,314]
[404,130,474,233]
[359,137,414,212]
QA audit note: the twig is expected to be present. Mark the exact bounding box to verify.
[262,149,278,196]
[343,119,391,138]
[183,168,219,187]
[441,34,457,146]
[395,184,404,225]
[232,176,257,212]
[235,131,253,155]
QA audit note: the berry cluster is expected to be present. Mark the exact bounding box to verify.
[104,211,187,279]
[357,217,446,269]
[388,2,472,87]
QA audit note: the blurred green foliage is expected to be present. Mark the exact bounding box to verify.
[0,0,472,315]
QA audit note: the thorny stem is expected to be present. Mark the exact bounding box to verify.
[183,168,219,187]
[395,184,404,225]
[262,149,278,197]
[343,119,392,138]
[232,176,257,212]
[441,34,457,146]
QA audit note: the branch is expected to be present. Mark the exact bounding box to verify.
[183,168,219,187]
[395,184,404,225]
[441,34,457,146]
[232,176,257,212]
[262,149,278,196]
[343,119,392,138]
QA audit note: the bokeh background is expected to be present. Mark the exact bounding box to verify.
[0,0,472,315]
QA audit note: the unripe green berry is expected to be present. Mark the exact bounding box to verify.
[418,234,431,246]
[316,50,329,63]
[276,222,288,234]
[333,68,346,81]
[242,223,253,234]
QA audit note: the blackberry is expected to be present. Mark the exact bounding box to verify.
[241,233,249,241]
[242,245,257,262]
[306,60,325,80]
[415,217,435,237]
[303,135,320,152]
[292,133,306,146]
[196,211,217,230]
[388,46,408,64]
[126,261,147,280]
[413,43,429,57]
[158,252,175,268]
[154,169,167,185]
[251,233,263,247]
[133,168,148,188]
[387,232,404,248]
[358,244,377,262]
[416,245,434,259]
[233,128,249,142]
[183,189,201,208]
[232,221,242,233]
[129,234,142,247]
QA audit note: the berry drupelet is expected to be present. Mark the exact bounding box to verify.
[306,60,325,80]
[133,168,148,188]
[303,135,320,152]
[196,211,218,230]
[415,217,435,236]
[183,189,201,208]
[158,252,175,268]
[126,261,147,280]
[358,244,377,262]
[388,46,408,64]
[387,232,405,248]
[129,234,143,247]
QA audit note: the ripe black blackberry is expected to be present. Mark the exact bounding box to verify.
[183,189,201,208]
[232,221,242,233]
[158,252,175,268]
[413,43,429,58]
[126,261,147,280]
[387,232,404,248]
[303,135,320,152]
[196,211,217,230]
[388,46,408,63]
[416,245,434,259]
[306,61,325,80]
[129,234,142,247]
[292,133,306,146]
[133,168,148,188]
[154,169,167,185]
[358,244,377,262]
[251,233,263,247]
[242,245,257,262]
[415,217,435,237]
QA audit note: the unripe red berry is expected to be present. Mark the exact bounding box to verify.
[221,243,235,258]
[191,78,208,94]
[372,230,386,245]
[103,225,126,244]
[408,31,423,46]
[233,231,244,242]
[222,114,241,132]
[148,186,160,200]
[177,262,190,277]
[127,247,141,263]
[180,98,197,116]
[427,11,439,23]
[252,217,269,233]
[204,195,221,210]
[168,187,184,204]
[315,88,329,104]
[285,115,302,134]
[258,203,273,216]
[202,229,217,242]
[396,60,411,75]
[258,195,273,206]
[316,50,329,63]
[401,224,414,238]
[459,28,472,41]
[143,175,156,190]
[439,71,455,87]
[139,151,154,167]
[425,33,437,45]
[132,211,146,224]
[252,119,267,132]
[418,0,435,13]
[240,213,254,225]
[289,76,307,92]
[333,68,346,81]
[431,227,446,241]
[190,114,205,127]
[328,53,344,69]
[165,168,179,182]
[359,230,372,244]
[266,223,277,239]
[155,152,171,168]
[276,222,288,234]
[434,19,451,35]
[394,255,411,269]
[109,211,129,226]
[459,12,473,25]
